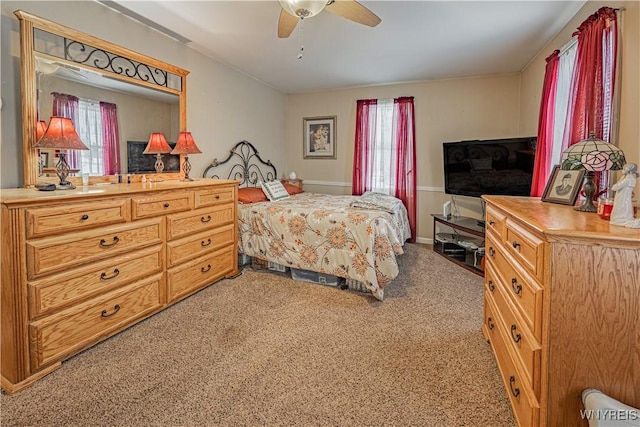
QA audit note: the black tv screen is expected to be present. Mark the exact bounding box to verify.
[443,137,537,198]
[127,141,181,174]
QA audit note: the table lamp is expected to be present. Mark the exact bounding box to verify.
[143,132,172,173]
[170,131,202,181]
[560,132,626,212]
[35,120,47,141]
[33,116,89,190]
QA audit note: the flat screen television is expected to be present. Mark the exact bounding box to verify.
[443,137,537,198]
[127,141,181,174]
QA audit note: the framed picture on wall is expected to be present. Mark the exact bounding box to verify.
[541,165,584,205]
[303,116,336,159]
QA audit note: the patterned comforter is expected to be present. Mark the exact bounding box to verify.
[238,192,411,300]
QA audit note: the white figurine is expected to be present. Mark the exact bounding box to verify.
[609,163,640,228]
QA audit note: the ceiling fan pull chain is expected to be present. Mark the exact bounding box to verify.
[297,18,304,59]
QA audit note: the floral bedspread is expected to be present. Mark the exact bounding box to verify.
[238,193,411,299]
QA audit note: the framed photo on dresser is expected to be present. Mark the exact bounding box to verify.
[541,165,584,205]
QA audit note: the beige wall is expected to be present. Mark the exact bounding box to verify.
[286,75,525,242]
[0,0,287,188]
[520,1,640,178]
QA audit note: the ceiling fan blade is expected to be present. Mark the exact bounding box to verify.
[278,9,299,38]
[325,0,381,27]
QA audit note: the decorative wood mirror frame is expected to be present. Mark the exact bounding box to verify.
[15,10,189,187]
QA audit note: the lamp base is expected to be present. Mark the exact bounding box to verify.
[56,183,76,190]
[181,155,193,181]
[574,201,598,213]
[574,171,597,213]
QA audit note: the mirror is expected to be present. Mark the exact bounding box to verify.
[16,10,189,187]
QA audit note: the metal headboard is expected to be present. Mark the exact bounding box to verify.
[202,140,278,187]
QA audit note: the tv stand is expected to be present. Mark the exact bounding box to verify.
[431,214,485,277]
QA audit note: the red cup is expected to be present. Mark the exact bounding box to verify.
[597,198,614,220]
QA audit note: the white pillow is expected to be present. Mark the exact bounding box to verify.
[260,180,290,201]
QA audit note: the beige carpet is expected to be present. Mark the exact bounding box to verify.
[0,243,516,426]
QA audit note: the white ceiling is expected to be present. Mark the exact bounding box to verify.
[103,1,586,94]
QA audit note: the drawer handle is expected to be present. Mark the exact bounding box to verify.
[488,220,495,226]
[510,324,522,343]
[99,236,120,248]
[164,202,170,208]
[81,214,89,221]
[201,215,212,223]
[100,268,120,281]
[201,264,212,273]
[488,280,495,292]
[509,376,520,398]
[101,304,120,318]
[215,195,220,200]
[511,278,522,296]
[487,317,495,330]
[201,239,212,247]
[512,241,521,250]
[489,247,495,257]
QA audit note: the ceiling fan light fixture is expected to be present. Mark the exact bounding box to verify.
[279,0,327,19]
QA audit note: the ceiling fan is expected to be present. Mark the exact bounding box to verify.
[277,0,381,38]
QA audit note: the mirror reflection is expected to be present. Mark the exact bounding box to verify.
[16,9,189,187]
[36,54,180,179]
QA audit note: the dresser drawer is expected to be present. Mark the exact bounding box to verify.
[504,220,544,280]
[167,203,234,241]
[29,276,162,371]
[26,199,129,239]
[28,245,163,318]
[194,186,236,208]
[26,218,164,279]
[486,233,543,340]
[167,223,235,267]
[167,245,234,302]
[485,295,540,427]
[485,204,505,240]
[131,191,193,220]
[485,265,541,394]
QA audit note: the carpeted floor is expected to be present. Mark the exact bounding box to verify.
[0,243,516,426]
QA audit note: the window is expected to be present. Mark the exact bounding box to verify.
[76,99,104,175]
[370,99,394,192]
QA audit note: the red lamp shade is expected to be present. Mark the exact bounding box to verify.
[33,117,89,150]
[143,133,172,154]
[35,120,48,142]
[170,132,202,155]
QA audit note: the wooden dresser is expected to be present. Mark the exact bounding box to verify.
[1,180,238,393]
[481,196,640,427]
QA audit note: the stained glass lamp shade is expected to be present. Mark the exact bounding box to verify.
[143,133,172,173]
[33,117,89,190]
[560,132,626,212]
[170,131,202,181]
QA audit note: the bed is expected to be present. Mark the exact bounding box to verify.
[203,141,411,300]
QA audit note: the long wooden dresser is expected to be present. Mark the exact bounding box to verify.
[481,196,640,426]
[1,180,239,393]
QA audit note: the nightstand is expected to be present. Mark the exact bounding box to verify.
[282,179,303,190]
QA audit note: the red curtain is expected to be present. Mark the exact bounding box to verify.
[565,7,618,194]
[530,50,559,197]
[353,97,417,242]
[393,97,417,242]
[100,102,121,175]
[352,99,377,195]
